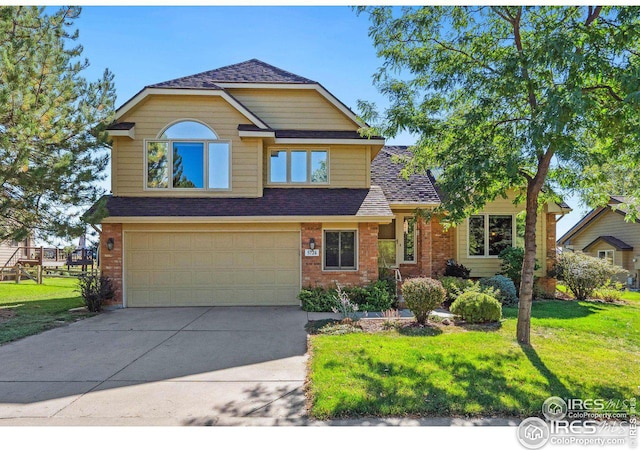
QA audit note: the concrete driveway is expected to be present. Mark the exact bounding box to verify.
[0,307,308,426]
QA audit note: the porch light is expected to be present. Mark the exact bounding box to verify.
[106,238,115,251]
[309,238,316,250]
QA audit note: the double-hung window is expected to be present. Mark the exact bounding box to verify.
[146,121,231,190]
[468,214,514,257]
[269,149,328,184]
[324,230,357,270]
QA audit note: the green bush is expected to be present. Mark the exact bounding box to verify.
[479,275,518,306]
[401,277,446,325]
[450,292,502,323]
[439,276,473,306]
[555,252,628,300]
[498,247,539,295]
[299,281,394,312]
[593,281,625,302]
[77,274,115,313]
[299,287,338,312]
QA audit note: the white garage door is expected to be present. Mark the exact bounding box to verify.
[124,231,300,307]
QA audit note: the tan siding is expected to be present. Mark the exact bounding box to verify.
[567,209,640,275]
[228,88,359,130]
[264,144,369,189]
[114,95,261,197]
[454,195,546,278]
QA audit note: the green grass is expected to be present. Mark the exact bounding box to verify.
[307,298,639,419]
[0,278,92,345]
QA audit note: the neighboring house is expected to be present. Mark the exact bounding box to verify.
[558,196,640,287]
[92,59,567,308]
[0,237,32,267]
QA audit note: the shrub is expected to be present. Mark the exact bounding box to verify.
[498,247,539,295]
[593,280,625,302]
[77,274,115,312]
[479,275,518,306]
[401,277,446,325]
[299,281,394,312]
[444,259,471,278]
[439,276,473,306]
[299,287,338,312]
[555,252,628,300]
[450,292,502,323]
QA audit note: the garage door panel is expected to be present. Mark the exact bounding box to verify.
[129,234,150,250]
[172,253,192,267]
[125,231,300,307]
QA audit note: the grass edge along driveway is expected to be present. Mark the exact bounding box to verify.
[0,278,92,345]
[307,299,639,419]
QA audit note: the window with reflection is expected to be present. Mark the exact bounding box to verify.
[468,214,513,257]
[146,121,230,190]
[269,149,328,184]
[324,230,357,270]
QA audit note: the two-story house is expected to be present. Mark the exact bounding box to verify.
[93,59,567,307]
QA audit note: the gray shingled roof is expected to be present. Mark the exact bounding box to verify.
[583,235,634,251]
[95,187,392,219]
[149,59,316,89]
[371,146,441,205]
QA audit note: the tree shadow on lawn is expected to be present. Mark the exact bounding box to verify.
[316,344,630,419]
[502,300,606,320]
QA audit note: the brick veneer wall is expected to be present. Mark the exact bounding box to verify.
[430,216,455,277]
[301,222,379,288]
[394,215,455,281]
[100,223,123,307]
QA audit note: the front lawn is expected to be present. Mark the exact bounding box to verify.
[307,299,639,419]
[0,278,92,345]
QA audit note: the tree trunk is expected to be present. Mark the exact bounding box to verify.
[517,184,539,345]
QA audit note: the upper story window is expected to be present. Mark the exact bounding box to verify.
[468,214,514,257]
[146,120,231,190]
[269,149,328,184]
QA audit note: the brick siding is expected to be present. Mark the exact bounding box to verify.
[301,222,379,288]
[100,223,123,307]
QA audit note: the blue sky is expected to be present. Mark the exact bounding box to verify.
[71,6,586,236]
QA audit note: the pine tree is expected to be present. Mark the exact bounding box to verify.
[0,6,116,242]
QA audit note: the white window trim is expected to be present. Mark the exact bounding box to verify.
[467,214,516,258]
[322,229,358,272]
[397,214,417,265]
[267,148,330,186]
[143,138,232,191]
[597,249,615,264]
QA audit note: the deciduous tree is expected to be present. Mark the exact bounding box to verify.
[357,6,640,344]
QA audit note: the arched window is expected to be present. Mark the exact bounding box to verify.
[146,120,230,190]
[159,120,217,140]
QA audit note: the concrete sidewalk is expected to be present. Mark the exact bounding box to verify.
[0,306,308,426]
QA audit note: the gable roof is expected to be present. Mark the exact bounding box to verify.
[111,59,366,129]
[91,187,393,222]
[371,146,441,205]
[558,196,640,246]
[582,235,633,252]
[149,59,316,88]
